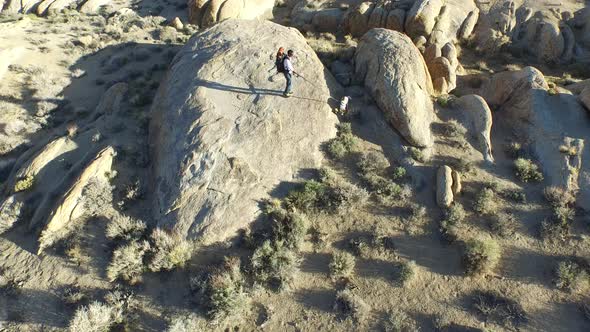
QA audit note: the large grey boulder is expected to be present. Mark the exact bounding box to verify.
[354,29,434,148]
[436,165,453,208]
[453,95,494,163]
[480,67,590,211]
[150,20,339,245]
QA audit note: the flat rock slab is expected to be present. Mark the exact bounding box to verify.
[150,19,339,245]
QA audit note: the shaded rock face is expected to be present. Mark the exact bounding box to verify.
[480,67,590,210]
[187,0,274,28]
[150,19,339,244]
[453,95,494,163]
[354,29,434,148]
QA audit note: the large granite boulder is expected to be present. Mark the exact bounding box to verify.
[354,29,434,148]
[149,20,339,245]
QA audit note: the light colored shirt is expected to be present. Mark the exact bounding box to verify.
[284,57,294,73]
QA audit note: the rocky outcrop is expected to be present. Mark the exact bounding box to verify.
[38,146,115,253]
[480,67,590,211]
[451,170,461,195]
[1,0,108,14]
[345,1,374,37]
[187,0,274,28]
[453,95,494,163]
[436,165,453,208]
[0,195,24,235]
[354,29,434,148]
[149,20,338,244]
[91,83,128,119]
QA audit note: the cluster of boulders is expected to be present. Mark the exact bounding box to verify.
[421,41,459,95]
[0,83,127,253]
[149,20,338,245]
[475,2,590,64]
[436,165,461,208]
[187,0,274,28]
[344,0,479,46]
[0,0,110,15]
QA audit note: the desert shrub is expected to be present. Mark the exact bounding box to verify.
[333,289,370,323]
[166,315,201,332]
[383,309,419,332]
[540,218,569,242]
[363,173,403,199]
[106,215,146,241]
[440,203,466,241]
[505,142,523,159]
[391,166,407,180]
[408,147,425,163]
[68,301,115,332]
[444,119,467,138]
[356,151,406,201]
[106,240,150,284]
[327,123,356,159]
[250,240,299,291]
[514,158,543,182]
[472,291,527,329]
[553,206,575,224]
[61,286,88,306]
[436,95,453,107]
[396,260,417,286]
[555,260,590,293]
[269,207,308,250]
[14,175,35,193]
[358,151,390,174]
[348,236,371,257]
[463,238,501,276]
[501,189,526,203]
[490,213,518,238]
[206,257,249,322]
[544,186,575,208]
[148,229,193,272]
[403,203,428,235]
[473,188,497,215]
[329,251,356,281]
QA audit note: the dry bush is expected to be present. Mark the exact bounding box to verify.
[206,257,250,323]
[505,142,523,159]
[440,203,466,242]
[544,186,575,208]
[514,158,543,183]
[106,215,146,241]
[61,286,88,306]
[490,213,518,238]
[148,229,193,272]
[383,309,419,332]
[403,203,428,236]
[357,151,404,202]
[444,119,467,138]
[106,240,150,284]
[472,291,527,329]
[251,240,299,291]
[329,251,356,281]
[473,188,497,215]
[68,301,115,332]
[463,238,501,276]
[408,147,425,163]
[358,150,390,174]
[333,289,370,323]
[166,315,202,332]
[555,260,590,293]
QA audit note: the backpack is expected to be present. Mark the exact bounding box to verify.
[276,55,287,73]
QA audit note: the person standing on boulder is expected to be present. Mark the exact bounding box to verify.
[283,49,295,97]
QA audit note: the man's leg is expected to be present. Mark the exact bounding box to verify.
[284,72,292,95]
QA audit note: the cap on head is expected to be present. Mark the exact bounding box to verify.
[287,50,294,56]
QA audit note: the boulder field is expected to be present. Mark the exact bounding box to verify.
[149,19,339,245]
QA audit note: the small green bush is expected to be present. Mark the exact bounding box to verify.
[540,218,569,242]
[329,251,356,281]
[270,208,308,251]
[514,158,544,183]
[544,186,575,208]
[396,260,417,286]
[333,289,370,323]
[285,177,368,215]
[555,260,590,293]
[148,229,193,272]
[505,142,523,159]
[391,166,407,180]
[358,151,390,174]
[473,188,497,215]
[383,309,419,332]
[463,238,501,276]
[251,240,299,291]
[502,189,526,203]
[106,240,150,284]
[326,123,356,159]
[14,175,35,193]
[408,147,425,163]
